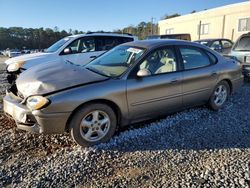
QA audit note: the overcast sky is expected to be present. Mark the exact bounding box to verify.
[0,0,247,31]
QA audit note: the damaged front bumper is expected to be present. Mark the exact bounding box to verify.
[3,91,71,134]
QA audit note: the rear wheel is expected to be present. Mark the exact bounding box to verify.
[69,103,117,147]
[208,81,230,110]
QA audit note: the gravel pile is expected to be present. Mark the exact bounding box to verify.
[0,56,249,187]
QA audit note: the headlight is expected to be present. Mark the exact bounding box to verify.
[26,96,50,110]
[7,61,25,72]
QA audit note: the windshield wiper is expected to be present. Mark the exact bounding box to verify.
[85,67,110,77]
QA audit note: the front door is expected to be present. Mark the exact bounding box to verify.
[61,37,104,66]
[126,46,183,121]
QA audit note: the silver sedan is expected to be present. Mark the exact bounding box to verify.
[4,40,243,146]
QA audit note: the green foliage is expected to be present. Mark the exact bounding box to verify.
[0,27,80,50]
[0,18,164,49]
[114,21,158,40]
[161,13,181,20]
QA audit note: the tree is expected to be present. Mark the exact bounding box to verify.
[161,13,180,20]
[0,27,71,50]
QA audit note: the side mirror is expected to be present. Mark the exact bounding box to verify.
[63,48,72,54]
[137,69,151,77]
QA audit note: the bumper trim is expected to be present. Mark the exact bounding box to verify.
[3,91,71,134]
[17,123,41,133]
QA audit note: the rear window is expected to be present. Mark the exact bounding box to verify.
[234,36,250,51]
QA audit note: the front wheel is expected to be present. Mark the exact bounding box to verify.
[208,81,230,111]
[69,103,117,147]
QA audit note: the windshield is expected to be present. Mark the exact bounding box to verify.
[86,45,145,77]
[45,37,72,53]
[234,36,250,51]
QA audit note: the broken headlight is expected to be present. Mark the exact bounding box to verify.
[26,96,50,110]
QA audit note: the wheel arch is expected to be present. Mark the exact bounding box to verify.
[220,79,233,94]
[65,99,122,132]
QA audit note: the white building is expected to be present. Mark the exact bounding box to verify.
[158,1,250,41]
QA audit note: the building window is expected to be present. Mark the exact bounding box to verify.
[197,23,210,35]
[165,28,174,34]
[238,18,250,32]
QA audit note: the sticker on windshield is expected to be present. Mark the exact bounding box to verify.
[127,48,142,54]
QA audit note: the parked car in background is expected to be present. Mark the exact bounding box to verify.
[8,50,22,58]
[5,32,138,83]
[146,34,191,41]
[21,49,31,54]
[194,38,233,55]
[230,32,250,78]
[3,40,243,146]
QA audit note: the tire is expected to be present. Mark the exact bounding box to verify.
[69,103,117,147]
[208,81,230,111]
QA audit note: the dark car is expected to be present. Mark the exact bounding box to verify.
[4,40,243,146]
[230,32,250,78]
[146,34,191,41]
[194,38,233,55]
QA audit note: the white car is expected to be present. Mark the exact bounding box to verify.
[8,51,22,58]
[5,32,138,77]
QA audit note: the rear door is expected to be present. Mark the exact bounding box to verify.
[126,46,183,121]
[96,36,133,51]
[178,46,218,107]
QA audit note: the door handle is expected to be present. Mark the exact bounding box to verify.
[170,78,179,83]
[90,55,97,59]
[210,71,218,76]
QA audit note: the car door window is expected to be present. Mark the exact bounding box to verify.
[221,40,233,49]
[180,47,211,70]
[96,37,119,51]
[211,40,220,49]
[66,37,95,54]
[139,47,177,75]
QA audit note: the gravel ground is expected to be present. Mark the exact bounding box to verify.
[0,56,249,187]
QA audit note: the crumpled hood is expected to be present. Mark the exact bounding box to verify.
[5,52,51,65]
[16,61,108,98]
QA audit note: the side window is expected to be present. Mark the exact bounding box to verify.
[139,47,177,75]
[66,39,81,53]
[65,37,95,54]
[81,38,95,52]
[180,47,211,70]
[211,40,220,49]
[206,51,218,64]
[221,40,233,49]
[97,37,119,51]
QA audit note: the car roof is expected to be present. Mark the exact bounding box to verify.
[238,32,250,38]
[121,39,203,49]
[69,33,136,39]
[195,38,231,42]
